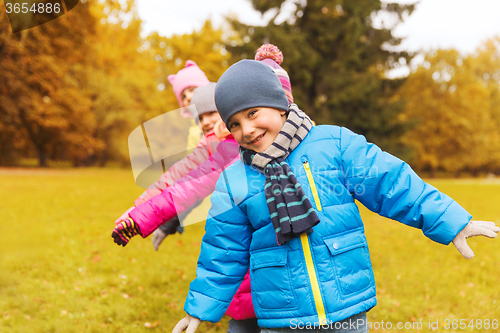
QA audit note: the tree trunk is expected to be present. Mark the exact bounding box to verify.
[39,149,48,167]
[429,166,435,178]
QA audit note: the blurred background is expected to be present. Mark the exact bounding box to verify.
[1,1,500,332]
[1,0,500,177]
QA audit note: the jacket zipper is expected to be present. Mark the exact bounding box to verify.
[303,161,322,211]
[300,160,327,324]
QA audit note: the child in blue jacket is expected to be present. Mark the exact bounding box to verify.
[172,60,499,333]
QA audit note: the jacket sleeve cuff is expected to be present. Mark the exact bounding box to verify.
[129,193,172,238]
[423,200,472,245]
[184,290,230,323]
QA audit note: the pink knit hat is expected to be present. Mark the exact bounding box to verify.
[168,60,210,112]
[255,44,293,103]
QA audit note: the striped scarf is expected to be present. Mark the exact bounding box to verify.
[240,104,320,245]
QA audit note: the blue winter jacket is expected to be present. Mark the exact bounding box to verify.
[184,125,471,328]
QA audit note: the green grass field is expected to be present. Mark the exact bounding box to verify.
[1,168,499,332]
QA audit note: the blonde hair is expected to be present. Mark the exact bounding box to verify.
[213,119,231,139]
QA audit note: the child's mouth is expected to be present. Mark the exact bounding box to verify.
[249,132,265,144]
[203,125,214,135]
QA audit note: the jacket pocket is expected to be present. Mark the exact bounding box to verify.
[250,248,297,310]
[323,232,373,299]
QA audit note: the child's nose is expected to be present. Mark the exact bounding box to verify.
[241,121,255,137]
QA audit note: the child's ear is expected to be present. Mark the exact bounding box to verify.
[280,110,287,116]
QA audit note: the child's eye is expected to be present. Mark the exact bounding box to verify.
[229,122,239,129]
[248,109,258,117]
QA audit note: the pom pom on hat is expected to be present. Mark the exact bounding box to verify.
[255,44,293,103]
[255,44,283,65]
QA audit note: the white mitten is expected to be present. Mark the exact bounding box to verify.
[172,314,202,333]
[452,221,499,259]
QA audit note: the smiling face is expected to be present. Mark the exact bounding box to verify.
[198,111,222,135]
[227,107,287,152]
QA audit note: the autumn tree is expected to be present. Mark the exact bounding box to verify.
[470,37,500,172]
[227,0,416,154]
[147,20,232,111]
[80,0,170,166]
[82,14,232,166]
[0,1,101,166]
[1,1,232,167]
[397,46,500,176]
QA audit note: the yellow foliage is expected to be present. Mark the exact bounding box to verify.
[398,43,500,174]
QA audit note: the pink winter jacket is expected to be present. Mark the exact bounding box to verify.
[129,134,256,320]
[134,131,220,206]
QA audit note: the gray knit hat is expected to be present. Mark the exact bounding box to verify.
[215,60,289,125]
[189,82,217,123]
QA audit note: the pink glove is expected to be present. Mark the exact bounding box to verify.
[114,206,135,226]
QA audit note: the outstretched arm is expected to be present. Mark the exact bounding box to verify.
[129,139,239,238]
[111,139,239,245]
[134,136,213,206]
[338,127,498,255]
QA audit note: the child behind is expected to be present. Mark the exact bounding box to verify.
[115,61,215,241]
[172,60,499,332]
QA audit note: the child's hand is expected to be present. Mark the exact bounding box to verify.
[152,217,182,251]
[452,221,500,259]
[172,314,201,333]
[111,218,142,247]
[151,228,168,251]
[114,206,135,225]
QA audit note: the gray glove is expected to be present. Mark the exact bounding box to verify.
[151,228,168,251]
[452,220,499,259]
[172,314,201,333]
[151,216,182,251]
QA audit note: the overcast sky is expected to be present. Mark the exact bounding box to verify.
[135,0,500,55]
